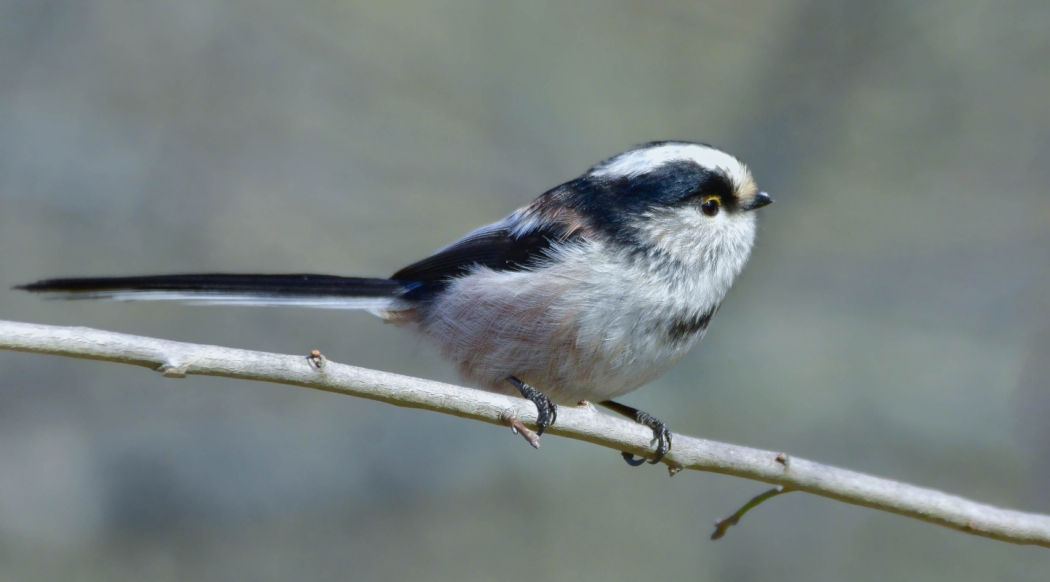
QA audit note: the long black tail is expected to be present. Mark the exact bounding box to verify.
[15,274,417,310]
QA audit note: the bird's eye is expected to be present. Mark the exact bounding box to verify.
[700,195,721,217]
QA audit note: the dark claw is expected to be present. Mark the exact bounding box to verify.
[651,427,671,463]
[621,451,647,466]
[506,377,557,435]
[636,411,672,465]
[601,401,672,466]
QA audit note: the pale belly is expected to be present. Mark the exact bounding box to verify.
[406,259,713,404]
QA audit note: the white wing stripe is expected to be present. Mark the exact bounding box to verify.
[48,291,400,311]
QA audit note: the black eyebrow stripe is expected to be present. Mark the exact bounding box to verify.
[705,169,739,209]
[682,167,738,210]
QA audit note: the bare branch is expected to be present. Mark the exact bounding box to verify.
[1,319,1048,547]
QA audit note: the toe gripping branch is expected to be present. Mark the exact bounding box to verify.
[600,401,672,466]
[506,376,557,435]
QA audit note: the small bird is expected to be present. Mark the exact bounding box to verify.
[18,141,772,465]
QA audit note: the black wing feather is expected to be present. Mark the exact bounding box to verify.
[391,221,577,296]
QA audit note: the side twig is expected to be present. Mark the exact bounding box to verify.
[1,319,1049,547]
[711,486,793,540]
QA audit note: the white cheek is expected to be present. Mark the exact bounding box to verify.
[635,209,757,276]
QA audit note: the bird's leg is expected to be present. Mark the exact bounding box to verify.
[599,400,672,466]
[505,376,557,435]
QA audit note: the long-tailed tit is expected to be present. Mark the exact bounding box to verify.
[19,141,773,465]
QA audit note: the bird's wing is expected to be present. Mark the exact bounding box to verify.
[391,216,579,296]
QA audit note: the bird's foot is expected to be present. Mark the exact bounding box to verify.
[506,376,557,435]
[600,400,672,466]
[631,409,672,465]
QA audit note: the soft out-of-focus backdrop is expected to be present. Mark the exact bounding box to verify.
[0,0,1048,580]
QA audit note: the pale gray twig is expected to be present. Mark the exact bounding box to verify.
[1,319,1048,547]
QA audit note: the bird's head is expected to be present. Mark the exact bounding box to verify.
[567,141,772,272]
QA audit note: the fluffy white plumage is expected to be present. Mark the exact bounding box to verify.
[406,190,758,404]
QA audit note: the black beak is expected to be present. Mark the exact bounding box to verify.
[746,191,773,210]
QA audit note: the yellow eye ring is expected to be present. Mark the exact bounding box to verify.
[700,195,721,217]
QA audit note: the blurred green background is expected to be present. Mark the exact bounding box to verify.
[1,0,1049,580]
